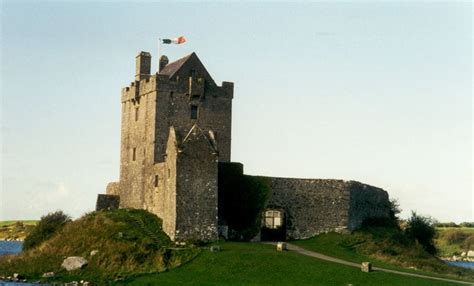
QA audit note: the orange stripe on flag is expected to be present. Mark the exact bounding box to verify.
[177,36,186,44]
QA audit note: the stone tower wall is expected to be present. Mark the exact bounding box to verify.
[154,76,233,163]
[174,132,219,241]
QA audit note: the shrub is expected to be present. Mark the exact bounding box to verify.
[440,230,469,245]
[461,234,474,250]
[434,222,459,228]
[460,222,474,228]
[404,211,436,254]
[361,199,401,229]
[23,211,71,250]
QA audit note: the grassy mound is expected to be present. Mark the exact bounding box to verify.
[293,228,474,281]
[0,209,199,283]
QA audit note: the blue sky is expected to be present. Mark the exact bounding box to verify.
[1,1,472,222]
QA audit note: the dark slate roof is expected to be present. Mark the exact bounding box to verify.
[159,53,194,78]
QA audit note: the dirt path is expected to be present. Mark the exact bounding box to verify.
[264,242,474,285]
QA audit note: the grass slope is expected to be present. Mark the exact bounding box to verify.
[0,209,198,283]
[292,230,474,282]
[125,242,462,286]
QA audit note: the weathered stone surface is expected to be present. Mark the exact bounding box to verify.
[61,257,88,271]
[95,194,120,211]
[276,242,287,251]
[361,262,372,272]
[42,272,55,278]
[264,178,390,240]
[13,273,24,279]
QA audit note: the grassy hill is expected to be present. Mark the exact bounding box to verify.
[0,209,198,283]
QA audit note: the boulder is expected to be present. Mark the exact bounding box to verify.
[42,272,55,278]
[361,262,372,273]
[276,242,287,251]
[90,250,99,257]
[467,250,474,257]
[210,245,220,252]
[61,256,88,271]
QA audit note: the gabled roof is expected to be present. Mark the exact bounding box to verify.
[179,124,218,155]
[159,53,193,77]
[159,52,215,84]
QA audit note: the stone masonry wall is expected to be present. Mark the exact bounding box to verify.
[347,182,390,230]
[266,178,351,240]
[174,129,219,242]
[264,178,390,240]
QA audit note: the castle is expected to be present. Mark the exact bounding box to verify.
[97,51,391,242]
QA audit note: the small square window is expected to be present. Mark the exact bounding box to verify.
[191,105,198,120]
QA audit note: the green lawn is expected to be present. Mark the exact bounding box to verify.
[0,220,38,227]
[437,228,474,234]
[123,242,462,286]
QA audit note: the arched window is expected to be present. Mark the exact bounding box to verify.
[264,210,282,229]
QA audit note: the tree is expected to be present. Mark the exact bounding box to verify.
[23,210,71,250]
[404,211,436,254]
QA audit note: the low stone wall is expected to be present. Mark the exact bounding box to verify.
[96,194,120,211]
[265,178,351,240]
[264,177,390,240]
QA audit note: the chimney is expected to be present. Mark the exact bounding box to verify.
[135,51,151,81]
[159,55,169,72]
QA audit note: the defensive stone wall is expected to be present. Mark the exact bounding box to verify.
[347,182,390,230]
[264,177,390,240]
[265,178,350,239]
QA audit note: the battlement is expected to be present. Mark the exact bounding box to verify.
[121,74,233,103]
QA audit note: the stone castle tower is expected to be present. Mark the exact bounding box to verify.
[99,50,391,243]
[105,52,234,241]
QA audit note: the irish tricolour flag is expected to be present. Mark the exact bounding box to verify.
[161,36,186,45]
